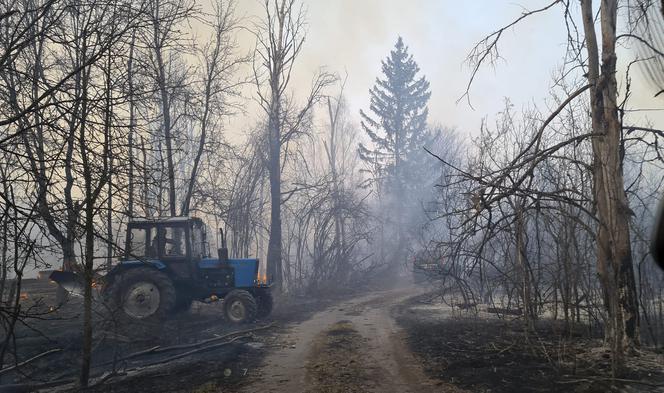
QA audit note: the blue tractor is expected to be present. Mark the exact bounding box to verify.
[51,216,272,324]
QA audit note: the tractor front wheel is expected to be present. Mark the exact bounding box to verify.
[222,290,257,324]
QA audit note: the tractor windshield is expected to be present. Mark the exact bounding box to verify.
[160,227,186,256]
[127,225,186,259]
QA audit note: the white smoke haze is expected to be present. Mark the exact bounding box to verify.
[7,0,663,284]
[196,0,598,142]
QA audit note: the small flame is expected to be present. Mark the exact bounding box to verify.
[20,292,29,300]
[256,273,267,285]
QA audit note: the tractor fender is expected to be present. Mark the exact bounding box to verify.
[103,260,167,293]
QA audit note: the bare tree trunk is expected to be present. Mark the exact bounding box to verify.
[78,67,94,387]
[267,95,283,288]
[152,1,177,217]
[0,177,8,302]
[253,0,334,291]
[80,196,95,387]
[107,154,113,270]
[140,135,151,217]
[325,94,349,281]
[106,48,114,271]
[581,0,640,375]
[515,204,534,331]
[127,32,136,219]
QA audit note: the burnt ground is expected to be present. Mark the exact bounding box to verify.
[8,280,664,393]
[0,278,359,393]
[304,321,375,393]
[395,293,664,393]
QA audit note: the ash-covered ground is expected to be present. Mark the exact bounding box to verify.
[4,279,664,393]
[395,293,664,393]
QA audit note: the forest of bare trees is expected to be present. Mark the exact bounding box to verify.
[427,0,664,378]
[0,0,663,390]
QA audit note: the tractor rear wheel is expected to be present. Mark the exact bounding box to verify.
[222,290,257,324]
[255,290,273,319]
[107,267,176,322]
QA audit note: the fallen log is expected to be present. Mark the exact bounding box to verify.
[0,348,62,376]
[0,377,75,393]
[115,322,275,363]
[145,334,250,366]
[90,335,252,388]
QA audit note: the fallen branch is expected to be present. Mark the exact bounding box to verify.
[92,330,262,386]
[93,335,252,387]
[557,376,664,388]
[146,334,251,366]
[101,323,276,367]
[490,341,517,355]
[0,377,76,393]
[0,348,62,375]
[118,345,161,361]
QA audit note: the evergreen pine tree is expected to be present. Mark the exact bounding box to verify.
[359,37,433,272]
[359,36,431,193]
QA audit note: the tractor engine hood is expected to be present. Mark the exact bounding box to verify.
[198,258,267,287]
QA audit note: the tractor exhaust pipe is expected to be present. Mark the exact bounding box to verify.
[218,228,229,263]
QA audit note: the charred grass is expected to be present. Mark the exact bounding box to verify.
[395,294,664,393]
[2,280,360,392]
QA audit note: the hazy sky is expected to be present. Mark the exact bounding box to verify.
[217,0,661,139]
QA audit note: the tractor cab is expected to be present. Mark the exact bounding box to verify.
[124,216,210,260]
[124,217,210,279]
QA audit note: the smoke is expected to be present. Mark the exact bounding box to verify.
[199,0,573,141]
[619,2,664,131]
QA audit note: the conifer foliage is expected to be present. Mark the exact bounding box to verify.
[359,36,431,191]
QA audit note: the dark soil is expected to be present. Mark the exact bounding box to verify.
[79,343,260,393]
[1,279,361,393]
[304,321,375,393]
[395,294,664,393]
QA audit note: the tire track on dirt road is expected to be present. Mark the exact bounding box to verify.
[241,285,466,393]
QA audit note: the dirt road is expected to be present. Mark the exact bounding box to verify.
[242,286,461,393]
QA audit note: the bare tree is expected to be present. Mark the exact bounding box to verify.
[143,0,195,216]
[252,0,334,290]
[181,0,244,215]
[580,0,639,369]
[449,0,664,374]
